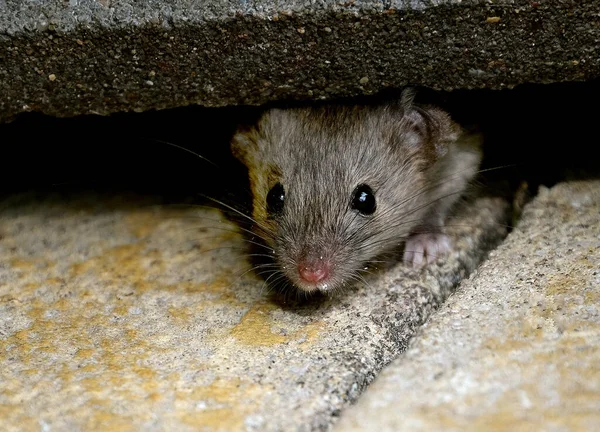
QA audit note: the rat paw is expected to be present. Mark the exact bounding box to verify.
[403,233,452,268]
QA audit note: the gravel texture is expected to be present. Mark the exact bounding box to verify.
[335,180,600,432]
[0,190,508,431]
[1,0,599,121]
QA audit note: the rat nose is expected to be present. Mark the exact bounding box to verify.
[297,260,330,284]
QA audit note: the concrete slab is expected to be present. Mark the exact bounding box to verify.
[0,189,508,431]
[334,180,600,431]
[2,0,599,121]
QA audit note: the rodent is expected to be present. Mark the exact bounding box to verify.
[230,88,482,294]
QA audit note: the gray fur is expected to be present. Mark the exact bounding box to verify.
[231,91,482,293]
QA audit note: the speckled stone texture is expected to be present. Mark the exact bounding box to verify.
[0,190,508,431]
[335,180,600,432]
[1,0,599,121]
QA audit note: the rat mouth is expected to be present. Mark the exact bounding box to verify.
[292,278,335,293]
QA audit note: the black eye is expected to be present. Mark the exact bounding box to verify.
[267,182,285,216]
[351,184,376,215]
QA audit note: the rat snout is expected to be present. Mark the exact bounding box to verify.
[285,241,342,291]
[297,258,331,284]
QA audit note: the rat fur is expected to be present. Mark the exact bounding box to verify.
[231,89,482,294]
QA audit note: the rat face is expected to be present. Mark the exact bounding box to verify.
[231,92,460,293]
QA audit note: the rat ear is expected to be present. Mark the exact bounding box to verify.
[397,88,461,160]
[230,125,259,166]
[400,87,417,110]
[230,109,276,165]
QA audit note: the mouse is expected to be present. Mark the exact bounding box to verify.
[230,88,482,294]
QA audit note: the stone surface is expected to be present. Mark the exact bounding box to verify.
[335,180,600,432]
[2,0,600,121]
[0,189,508,431]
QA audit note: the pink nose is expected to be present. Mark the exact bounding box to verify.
[298,262,330,284]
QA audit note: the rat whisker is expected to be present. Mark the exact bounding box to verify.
[348,272,374,292]
[189,245,270,259]
[198,194,271,233]
[179,217,273,244]
[245,253,279,260]
[378,162,484,216]
[259,271,287,297]
[145,138,220,169]
[140,138,257,197]
[179,229,270,254]
[181,225,245,236]
[143,204,267,237]
[345,214,428,248]
[352,232,414,253]
[178,230,273,252]
[225,263,281,289]
[254,268,285,279]
[342,185,463,244]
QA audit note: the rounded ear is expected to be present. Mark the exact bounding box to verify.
[230,126,259,166]
[400,87,417,110]
[398,87,461,161]
[230,107,268,166]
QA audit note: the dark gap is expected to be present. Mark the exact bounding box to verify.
[0,79,598,209]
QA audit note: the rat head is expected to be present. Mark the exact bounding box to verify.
[231,90,461,293]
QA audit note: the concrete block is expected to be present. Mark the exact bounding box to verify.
[1,0,599,121]
[335,180,600,431]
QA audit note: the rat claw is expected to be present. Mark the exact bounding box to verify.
[404,233,452,267]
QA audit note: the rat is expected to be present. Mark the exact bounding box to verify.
[230,88,482,294]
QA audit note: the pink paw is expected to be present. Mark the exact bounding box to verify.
[403,233,452,267]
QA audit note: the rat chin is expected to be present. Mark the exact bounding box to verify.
[286,272,342,294]
[292,280,333,294]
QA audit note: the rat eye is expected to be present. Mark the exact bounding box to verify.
[351,184,376,215]
[266,182,285,215]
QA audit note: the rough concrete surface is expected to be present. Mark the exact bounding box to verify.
[335,180,600,432]
[2,0,599,121]
[0,189,508,431]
